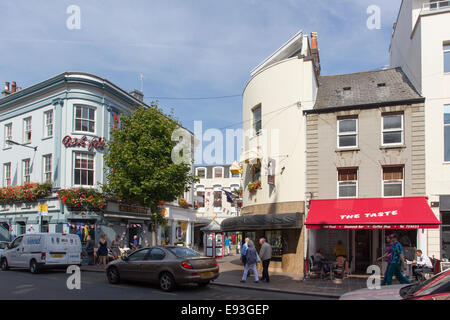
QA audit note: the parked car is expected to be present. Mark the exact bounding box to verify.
[106,246,219,292]
[1,233,82,274]
[0,241,10,257]
[340,268,450,300]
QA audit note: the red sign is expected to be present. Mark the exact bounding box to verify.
[62,135,106,151]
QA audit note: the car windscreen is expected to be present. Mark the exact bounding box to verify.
[168,247,201,258]
[401,270,450,298]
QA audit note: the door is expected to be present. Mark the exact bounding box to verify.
[140,248,166,283]
[355,230,372,273]
[6,236,23,267]
[120,248,151,281]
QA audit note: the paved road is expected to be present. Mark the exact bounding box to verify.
[0,268,334,300]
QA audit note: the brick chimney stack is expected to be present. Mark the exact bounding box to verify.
[310,32,321,76]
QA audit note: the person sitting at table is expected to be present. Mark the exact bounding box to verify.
[314,249,330,274]
[412,250,433,281]
[333,240,347,258]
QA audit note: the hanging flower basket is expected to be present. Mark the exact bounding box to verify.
[57,188,106,212]
[247,180,261,193]
[178,198,191,209]
[0,182,52,204]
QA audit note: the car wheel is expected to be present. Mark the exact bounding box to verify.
[1,259,9,271]
[107,266,121,284]
[30,260,40,274]
[159,272,176,292]
[198,281,210,287]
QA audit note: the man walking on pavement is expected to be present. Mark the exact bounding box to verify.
[384,233,411,286]
[259,237,272,283]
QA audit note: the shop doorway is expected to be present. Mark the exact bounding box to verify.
[355,230,372,273]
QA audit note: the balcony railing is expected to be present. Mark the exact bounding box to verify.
[423,1,450,11]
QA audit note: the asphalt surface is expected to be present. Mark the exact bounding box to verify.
[0,268,335,300]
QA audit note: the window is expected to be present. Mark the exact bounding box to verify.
[3,163,11,187]
[10,236,23,248]
[383,166,404,197]
[253,105,262,135]
[22,159,31,184]
[41,220,49,233]
[444,106,450,162]
[214,167,224,178]
[74,152,94,186]
[23,117,32,143]
[43,110,53,138]
[265,230,283,261]
[338,168,358,198]
[230,184,240,208]
[4,123,12,147]
[195,187,205,208]
[195,167,206,179]
[42,154,52,183]
[149,248,166,260]
[444,43,450,73]
[74,106,95,133]
[382,114,403,145]
[338,118,358,148]
[128,249,150,261]
[214,186,222,209]
[252,162,261,182]
[168,247,201,258]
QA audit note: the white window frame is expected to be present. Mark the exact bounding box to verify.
[381,114,404,146]
[213,166,224,179]
[444,105,450,163]
[42,154,52,183]
[382,167,404,198]
[195,167,207,179]
[73,152,95,186]
[23,117,32,143]
[337,118,358,149]
[337,169,358,199]
[22,159,31,184]
[43,110,53,138]
[4,123,12,147]
[74,105,96,134]
[3,163,11,187]
[444,43,450,74]
[195,185,206,211]
[252,104,262,136]
[213,184,222,212]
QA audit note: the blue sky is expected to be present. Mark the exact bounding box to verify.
[0,0,401,163]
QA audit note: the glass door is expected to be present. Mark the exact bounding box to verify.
[355,230,372,273]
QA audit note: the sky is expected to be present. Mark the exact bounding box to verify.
[0,0,402,163]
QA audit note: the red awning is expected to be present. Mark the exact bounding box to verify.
[305,197,441,229]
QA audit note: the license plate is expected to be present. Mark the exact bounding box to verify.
[200,272,213,279]
[51,254,65,258]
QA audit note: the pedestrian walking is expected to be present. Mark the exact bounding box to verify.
[377,236,394,286]
[240,238,249,265]
[259,237,272,283]
[97,234,108,269]
[240,240,259,283]
[111,235,121,260]
[384,233,411,286]
[224,236,230,256]
[85,235,95,265]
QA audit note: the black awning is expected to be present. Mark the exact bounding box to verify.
[221,212,303,231]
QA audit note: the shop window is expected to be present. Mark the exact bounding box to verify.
[160,223,171,246]
[382,114,403,145]
[444,105,450,162]
[41,220,49,233]
[23,117,32,143]
[338,168,357,198]
[196,167,206,179]
[43,110,53,138]
[74,152,94,186]
[74,105,95,133]
[175,221,187,245]
[338,118,358,148]
[253,105,262,135]
[22,159,31,184]
[383,166,404,197]
[265,230,283,261]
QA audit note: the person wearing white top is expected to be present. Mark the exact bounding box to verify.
[412,250,433,281]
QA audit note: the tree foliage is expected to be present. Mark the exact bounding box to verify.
[103,104,195,224]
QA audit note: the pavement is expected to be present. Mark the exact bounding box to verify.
[81,254,369,298]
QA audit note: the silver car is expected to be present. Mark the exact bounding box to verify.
[106,246,219,292]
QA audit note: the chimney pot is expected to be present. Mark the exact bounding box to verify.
[11,81,17,93]
[5,82,10,91]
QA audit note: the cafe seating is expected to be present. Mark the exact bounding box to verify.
[306,256,325,280]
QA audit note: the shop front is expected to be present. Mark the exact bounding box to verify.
[157,205,196,247]
[306,197,442,274]
[221,212,303,273]
[438,196,450,260]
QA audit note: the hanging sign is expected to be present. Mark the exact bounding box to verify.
[267,158,276,185]
[62,135,106,151]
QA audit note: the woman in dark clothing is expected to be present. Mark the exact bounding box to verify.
[97,234,108,268]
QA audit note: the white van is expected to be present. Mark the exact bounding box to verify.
[0,233,82,274]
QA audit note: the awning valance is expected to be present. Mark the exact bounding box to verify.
[305,197,441,229]
[221,212,302,231]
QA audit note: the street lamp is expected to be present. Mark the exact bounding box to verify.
[6,139,38,151]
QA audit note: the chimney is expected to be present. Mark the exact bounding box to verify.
[129,89,144,102]
[11,81,17,93]
[310,32,321,76]
[1,82,11,98]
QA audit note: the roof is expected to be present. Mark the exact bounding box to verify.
[310,67,423,112]
[200,220,222,232]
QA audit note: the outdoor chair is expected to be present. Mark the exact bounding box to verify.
[307,256,325,280]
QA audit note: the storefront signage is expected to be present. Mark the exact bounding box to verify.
[339,211,399,221]
[62,135,106,151]
[323,225,428,230]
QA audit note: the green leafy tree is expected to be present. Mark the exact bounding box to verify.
[103,104,196,226]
